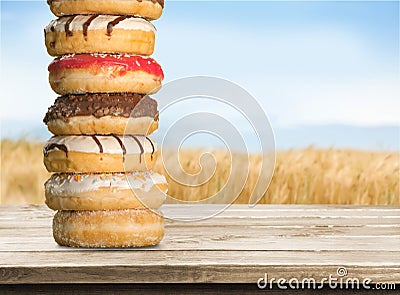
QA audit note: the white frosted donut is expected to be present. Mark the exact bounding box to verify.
[53,209,164,248]
[45,171,168,210]
[48,54,163,95]
[43,135,157,172]
[48,0,164,20]
[45,15,156,56]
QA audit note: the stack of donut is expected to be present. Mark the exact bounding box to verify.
[42,0,167,247]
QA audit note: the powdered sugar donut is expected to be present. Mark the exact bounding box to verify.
[43,135,157,172]
[48,54,163,94]
[45,171,168,210]
[53,209,164,247]
[48,0,164,20]
[45,15,156,56]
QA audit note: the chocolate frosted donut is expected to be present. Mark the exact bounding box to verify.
[44,93,159,135]
[43,135,157,172]
[45,15,156,56]
[48,0,164,20]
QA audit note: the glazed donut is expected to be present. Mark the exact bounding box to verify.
[45,15,155,56]
[43,135,156,172]
[43,93,159,135]
[49,54,163,95]
[45,171,167,210]
[48,0,164,20]
[53,209,164,247]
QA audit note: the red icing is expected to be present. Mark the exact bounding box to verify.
[48,54,164,79]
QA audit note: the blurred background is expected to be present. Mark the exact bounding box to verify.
[1,1,399,205]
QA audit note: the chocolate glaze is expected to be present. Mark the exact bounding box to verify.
[44,143,68,157]
[43,93,158,123]
[157,0,164,8]
[47,0,164,8]
[106,16,128,36]
[145,136,155,159]
[139,0,165,8]
[129,135,144,163]
[111,135,127,161]
[44,135,152,157]
[48,15,156,38]
[83,15,99,37]
[91,135,103,153]
[65,15,76,37]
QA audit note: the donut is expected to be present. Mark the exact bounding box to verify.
[43,93,159,135]
[53,209,164,247]
[45,171,167,210]
[43,135,156,172]
[45,15,155,56]
[48,0,164,20]
[48,54,164,95]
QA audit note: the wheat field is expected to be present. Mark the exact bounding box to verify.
[1,139,399,205]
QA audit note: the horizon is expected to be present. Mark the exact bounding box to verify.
[1,1,399,151]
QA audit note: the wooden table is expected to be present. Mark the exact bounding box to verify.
[1,205,399,293]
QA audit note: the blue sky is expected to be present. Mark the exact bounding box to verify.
[1,1,399,149]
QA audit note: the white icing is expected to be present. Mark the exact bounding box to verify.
[44,135,156,155]
[45,171,167,197]
[58,53,153,60]
[45,15,155,33]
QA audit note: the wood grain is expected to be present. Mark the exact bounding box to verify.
[0,204,399,284]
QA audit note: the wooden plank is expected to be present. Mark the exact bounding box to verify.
[1,251,400,284]
[1,227,399,252]
[0,205,399,284]
[0,205,399,251]
[0,203,400,212]
[1,236,399,252]
[2,217,400,227]
[1,224,399,237]
[1,205,399,231]
[3,250,400,266]
[1,204,400,217]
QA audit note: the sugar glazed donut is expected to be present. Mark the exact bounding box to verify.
[48,54,164,94]
[45,171,167,210]
[45,15,156,56]
[48,0,164,20]
[53,209,164,247]
[43,135,157,172]
[44,93,159,135]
